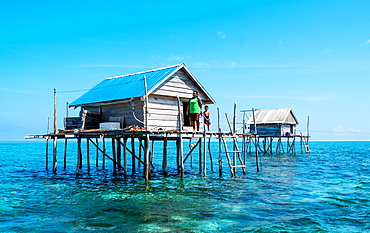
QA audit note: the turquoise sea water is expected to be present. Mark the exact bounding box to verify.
[0,141,369,232]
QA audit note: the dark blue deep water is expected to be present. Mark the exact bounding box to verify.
[0,141,369,232]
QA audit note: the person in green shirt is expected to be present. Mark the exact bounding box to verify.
[186,90,202,131]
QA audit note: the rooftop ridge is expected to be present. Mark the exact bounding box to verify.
[105,63,183,80]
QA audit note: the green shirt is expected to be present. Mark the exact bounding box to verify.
[189,97,201,113]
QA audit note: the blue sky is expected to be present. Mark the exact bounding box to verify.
[1,0,369,141]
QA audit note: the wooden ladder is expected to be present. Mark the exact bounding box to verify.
[221,136,246,177]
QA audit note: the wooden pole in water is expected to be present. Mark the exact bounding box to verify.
[123,137,127,179]
[217,107,222,177]
[233,103,237,175]
[102,137,106,170]
[46,117,50,170]
[242,111,246,166]
[176,96,184,180]
[162,137,168,176]
[76,137,82,174]
[112,138,117,175]
[52,88,58,174]
[138,139,142,169]
[306,116,310,153]
[143,75,150,184]
[53,89,57,135]
[131,137,136,175]
[52,137,57,174]
[46,138,49,170]
[117,138,121,169]
[64,139,67,169]
[252,108,260,172]
[208,138,213,172]
[86,138,90,172]
[95,138,99,167]
[199,137,202,175]
[203,116,206,178]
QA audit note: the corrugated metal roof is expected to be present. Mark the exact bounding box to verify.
[70,64,183,106]
[247,108,299,125]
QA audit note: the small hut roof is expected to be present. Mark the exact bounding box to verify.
[247,108,299,125]
[70,63,215,107]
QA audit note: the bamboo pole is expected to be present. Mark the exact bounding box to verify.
[76,137,82,174]
[162,137,168,176]
[112,138,117,175]
[242,111,246,166]
[131,137,136,175]
[143,75,150,184]
[117,138,121,169]
[52,89,58,174]
[102,137,106,170]
[176,96,184,180]
[208,138,213,172]
[46,117,50,170]
[198,137,202,175]
[217,107,222,177]
[252,108,260,172]
[45,138,49,170]
[54,88,57,134]
[95,138,99,167]
[52,137,57,174]
[123,137,127,179]
[86,138,90,172]
[64,139,67,169]
[203,118,206,178]
[138,139,142,169]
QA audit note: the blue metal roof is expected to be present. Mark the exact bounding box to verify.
[70,64,182,106]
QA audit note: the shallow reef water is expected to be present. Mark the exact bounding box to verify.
[0,141,369,232]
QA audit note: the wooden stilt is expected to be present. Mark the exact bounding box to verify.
[138,139,142,169]
[86,138,90,172]
[102,137,106,170]
[117,138,121,169]
[208,138,213,172]
[198,137,202,175]
[162,137,168,175]
[252,108,260,172]
[95,138,99,167]
[52,136,57,174]
[123,137,127,179]
[144,134,150,184]
[64,139,67,169]
[255,135,260,172]
[76,137,82,174]
[203,129,206,177]
[131,137,136,175]
[176,139,180,174]
[52,89,58,174]
[217,107,222,177]
[151,140,155,165]
[112,138,117,175]
[45,138,49,170]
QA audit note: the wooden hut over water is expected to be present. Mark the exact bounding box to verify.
[247,108,298,136]
[68,63,215,131]
[26,64,310,182]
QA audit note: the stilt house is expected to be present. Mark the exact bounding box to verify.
[68,63,216,131]
[247,108,299,136]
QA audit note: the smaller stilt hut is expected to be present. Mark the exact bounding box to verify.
[247,108,299,136]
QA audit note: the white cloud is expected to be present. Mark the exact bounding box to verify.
[228,95,334,101]
[231,61,237,68]
[278,40,286,49]
[366,39,370,44]
[168,54,185,61]
[217,32,227,39]
[333,126,361,133]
